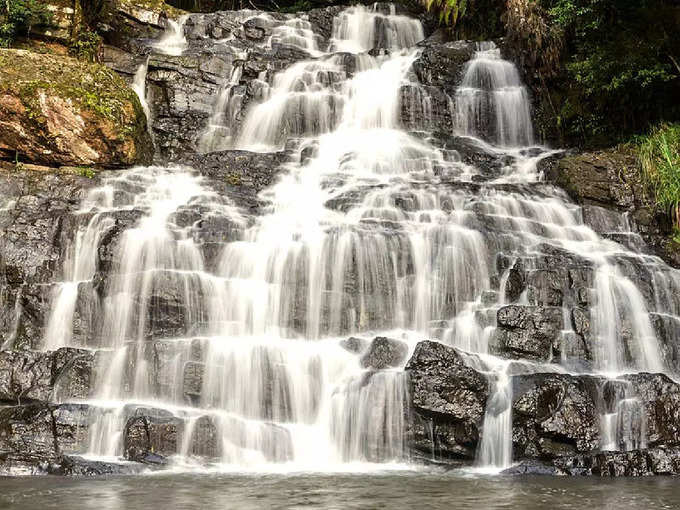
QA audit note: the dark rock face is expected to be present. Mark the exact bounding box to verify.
[123,410,181,464]
[0,348,94,403]
[0,403,89,474]
[360,336,408,370]
[49,455,150,476]
[541,150,680,268]
[0,166,100,349]
[492,305,563,361]
[554,447,680,476]
[512,374,601,459]
[406,341,488,460]
[182,149,288,212]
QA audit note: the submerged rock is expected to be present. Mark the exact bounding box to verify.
[49,455,149,476]
[554,447,680,476]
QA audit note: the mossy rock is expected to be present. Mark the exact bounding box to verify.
[0,49,153,168]
[119,0,185,20]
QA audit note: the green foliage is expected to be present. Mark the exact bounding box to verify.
[76,166,96,178]
[0,0,51,47]
[421,0,469,25]
[226,173,242,186]
[69,29,102,62]
[534,0,680,145]
[638,124,680,228]
[279,0,312,14]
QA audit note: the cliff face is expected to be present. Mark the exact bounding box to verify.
[0,49,153,168]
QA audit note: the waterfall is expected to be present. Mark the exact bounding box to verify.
[454,42,534,147]
[477,365,513,471]
[154,15,189,56]
[36,3,680,473]
[132,60,151,124]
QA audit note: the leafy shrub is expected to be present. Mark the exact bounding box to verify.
[69,29,102,62]
[0,0,51,47]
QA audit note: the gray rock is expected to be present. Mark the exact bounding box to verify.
[406,341,488,460]
[360,336,408,370]
[493,305,563,361]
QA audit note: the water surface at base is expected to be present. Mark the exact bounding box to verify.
[1,473,679,510]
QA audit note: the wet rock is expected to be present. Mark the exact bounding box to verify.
[49,455,149,476]
[413,39,476,96]
[502,258,526,303]
[360,336,408,369]
[554,447,680,476]
[623,373,680,447]
[0,348,94,403]
[183,150,288,212]
[502,459,564,476]
[340,336,368,354]
[182,361,204,405]
[492,305,563,361]
[123,411,181,463]
[541,149,680,268]
[0,403,89,473]
[185,415,220,458]
[511,374,600,458]
[526,269,563,307]
[406,341,488,460]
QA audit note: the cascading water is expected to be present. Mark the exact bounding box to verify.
[38,3,680,474]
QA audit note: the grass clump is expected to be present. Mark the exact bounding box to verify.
[638,124,680,232]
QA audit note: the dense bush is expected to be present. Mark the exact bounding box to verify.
[0,0,51,47]
[538,0,680,146]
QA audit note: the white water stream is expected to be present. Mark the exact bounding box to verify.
[39,4,680,473]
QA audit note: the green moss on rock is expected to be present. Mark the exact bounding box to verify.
[0,48,153,167]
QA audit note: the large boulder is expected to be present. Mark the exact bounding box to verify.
[0,50,152,168]
[511,373,601,459]
[123,409,181,464]
[406,340,489,460]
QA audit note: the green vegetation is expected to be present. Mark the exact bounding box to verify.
[68,28,102,61]
[75,166,97,178]
[638,124,680,231]
[0,0,51,47]
[431,0,680,147]
[226,173,242,186]
[421,0,469,25]
[536,0,680,146]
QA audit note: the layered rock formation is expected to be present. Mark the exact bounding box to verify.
[0,3,679,479]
